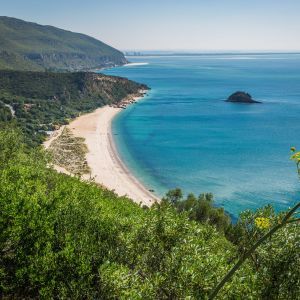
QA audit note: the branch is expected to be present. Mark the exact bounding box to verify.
[208,202,300,299]
[286,218,300,224]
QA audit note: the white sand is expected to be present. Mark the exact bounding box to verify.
[46,106,159,206]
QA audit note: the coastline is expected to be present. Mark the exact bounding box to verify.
[107,109,160,205]
[45,97,159,206]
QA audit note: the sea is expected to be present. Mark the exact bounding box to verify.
[102,53,300,217]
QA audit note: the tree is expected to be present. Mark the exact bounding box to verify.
[162,188,183,205]
[163,190,230,232]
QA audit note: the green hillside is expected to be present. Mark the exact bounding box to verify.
[0,69,147,145]
[0,16,127,71]
[0,50,44,71]
[0,128,299,299]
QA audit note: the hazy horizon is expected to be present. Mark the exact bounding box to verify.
[123,49,300,53]
[2,0,300,52]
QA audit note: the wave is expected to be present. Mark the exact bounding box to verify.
[123,62,149,67]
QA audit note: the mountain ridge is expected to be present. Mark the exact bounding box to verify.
[0,16,127,71]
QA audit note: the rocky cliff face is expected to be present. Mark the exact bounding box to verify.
[25,52,127,71]
[0,70,148,104]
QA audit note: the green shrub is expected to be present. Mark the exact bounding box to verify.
[0,129,299,299]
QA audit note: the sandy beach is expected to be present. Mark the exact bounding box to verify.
[45,105,159,206]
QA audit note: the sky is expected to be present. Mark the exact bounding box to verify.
[1,0,300,52]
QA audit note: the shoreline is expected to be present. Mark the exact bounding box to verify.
[45,96,159,206]
[107,109,160,205]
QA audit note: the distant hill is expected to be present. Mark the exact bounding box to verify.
[0,16,127,71]
[0,69,147,145]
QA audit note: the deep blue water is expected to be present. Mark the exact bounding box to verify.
[102,54,300,217]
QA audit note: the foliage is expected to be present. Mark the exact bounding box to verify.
[161,187,183,204]
[0,16,127,71]
[0,128,299,299]
[0,50,43,72]
[0,129,233,298]
[0,102,12,122]
[290,146,300,174]
[223,205,300,300]
[0,69,147,146]
[162,189,231,232]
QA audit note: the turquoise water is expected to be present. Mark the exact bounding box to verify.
[102,54,300,217]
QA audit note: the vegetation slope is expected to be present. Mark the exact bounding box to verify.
[0,69,147,145]
[0,128,299,299]
[0,16,127,71]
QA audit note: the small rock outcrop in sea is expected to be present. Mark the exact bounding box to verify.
[226,91,261,103]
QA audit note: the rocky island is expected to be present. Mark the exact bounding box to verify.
[226,91,261,103]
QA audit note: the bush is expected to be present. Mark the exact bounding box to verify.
[0,129,299,299]
[162,189,231,232]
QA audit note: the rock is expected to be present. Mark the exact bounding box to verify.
[226,91,261,103]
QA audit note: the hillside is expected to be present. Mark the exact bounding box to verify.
[0,16,127,71]
[0,128,299,299]
[0,70,148,145]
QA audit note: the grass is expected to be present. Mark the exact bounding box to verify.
[48,127,90,175]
